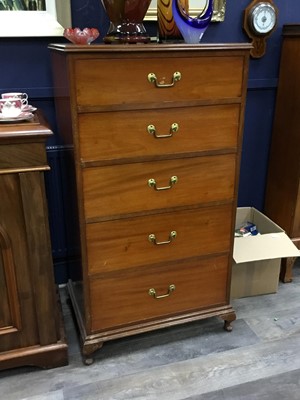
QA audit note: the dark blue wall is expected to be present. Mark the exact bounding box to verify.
[1,0,299,282]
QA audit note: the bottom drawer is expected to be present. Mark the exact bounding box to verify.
[89,255,229,332]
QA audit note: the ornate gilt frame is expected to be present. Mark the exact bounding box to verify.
[145,0,226,22]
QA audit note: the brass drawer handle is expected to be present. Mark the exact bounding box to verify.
[147,71,181,88]
[148,230,177,245]
[148,176,178,191]
[147,123,179,139]
[148,284,176,299]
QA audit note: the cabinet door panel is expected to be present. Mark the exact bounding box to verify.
[89,255,229,332]
[293,196,300,237]
[0,174,39,351]
[78,104,240,163]
[0,227,21,334]
[86,204,233,274]
[83,155,236,220]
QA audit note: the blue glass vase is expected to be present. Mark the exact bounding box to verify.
[172,0,213,44]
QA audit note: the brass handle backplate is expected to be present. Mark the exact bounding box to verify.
[147,71,181,88]
[147,123,179,139]
[148,284,176,299]
[148,176,178,191]
[148,230,177,245]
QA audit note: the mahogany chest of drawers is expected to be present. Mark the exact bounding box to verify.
[49,43,250,364]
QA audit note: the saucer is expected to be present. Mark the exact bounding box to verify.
[0,112,34,122]
[22,104,37,112]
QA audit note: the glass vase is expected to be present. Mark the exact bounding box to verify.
[172,0,213,44]
[101,0,152,44]
[157,0,189,42]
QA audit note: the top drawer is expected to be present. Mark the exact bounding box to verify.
[73,55,245,108]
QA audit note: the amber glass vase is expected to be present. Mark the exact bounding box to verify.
[101,0,152,43]
[157,0,188,42]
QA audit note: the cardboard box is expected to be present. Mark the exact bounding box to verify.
[231,207,300,299]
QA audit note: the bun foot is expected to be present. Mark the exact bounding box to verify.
[220,310,236,332]
[224,320,233,331]
[84,357,94,365]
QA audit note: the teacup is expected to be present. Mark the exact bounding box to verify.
[2,92,28,106]
[0,98,23,118]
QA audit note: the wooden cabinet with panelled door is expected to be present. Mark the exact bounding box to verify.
[0,112,68,370]
[264,25,300,282]
[49,43,250,364]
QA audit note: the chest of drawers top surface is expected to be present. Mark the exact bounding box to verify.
[49,43,251,58]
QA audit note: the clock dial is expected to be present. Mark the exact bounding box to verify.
[251,3,276,34]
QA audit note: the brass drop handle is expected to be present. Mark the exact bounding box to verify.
[147,71,181,88]
[148,230,177,245]
[148,284,176,299]
[147,123,179,139]
[148,176,178,191]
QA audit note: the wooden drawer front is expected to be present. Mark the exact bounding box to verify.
[78,104,240,163]
[89,255,229,332]
[86,204,233,274]
[83,155,236,220]
[74,56,244,107]
[0,143,47,170]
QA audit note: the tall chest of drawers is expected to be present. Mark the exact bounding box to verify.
[50,43,250,363]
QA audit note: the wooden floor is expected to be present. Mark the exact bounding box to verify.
[1,261,300,399]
